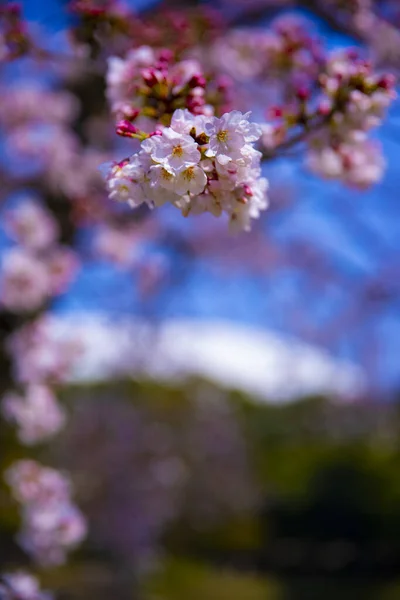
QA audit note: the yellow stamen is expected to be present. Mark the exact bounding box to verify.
[162,169,173,181]
[183,166,195,181]
[216,130,229,143]
[172,144,184,157]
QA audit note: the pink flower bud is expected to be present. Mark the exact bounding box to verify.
[186,96,205,112]
[342,153,353,170]
[148,129,163,137]
[216,75,232,92]
[123,107,140,121]
[296,87,310,101]
[158,49,173,63]
[268,106,284,119]
[116,120,139,137]
[141,68,160,88]
[346,49,359,61]
[378,74,396,90]
[188,74,207,88]
[318,98,332,116]
[4,3,21,17]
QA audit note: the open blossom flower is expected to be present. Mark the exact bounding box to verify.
[105,109,269,231]
[6,460,87,566]
[175,165,208,195]
[0,572,52,600]
[0,249,50,313]
[2,385,66,445]
[142,128,201,170]
[205,112,248,164]
[4,199,59,250]
[106,163,148,208]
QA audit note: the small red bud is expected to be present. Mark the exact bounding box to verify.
[216,75,232,92]
[296,87,309,101]
[5,3,21,17]
[116,120,139,137]
[378,74,395,90]
[186,96,205,112]
[123,107,140,121]
[318,99,332,116]
[188,74,207,88]
[141,68,159,88]
[346,48,359,61]
[158,49,173,63]
[268,106,284,119]
[342,153,353,170]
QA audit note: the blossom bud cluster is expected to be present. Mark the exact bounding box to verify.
[0,198,78,314]
[106,109,269,231]
[107,45,229,126]
[2,385,66,445]
[69,1,224,62]
[307,50,396,187]
[212,15,323,84]
[0,571,52,600]
[5,460,87,566]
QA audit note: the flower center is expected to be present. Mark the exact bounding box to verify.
[118,184,130,195]
[162,168,173,181]
[216,130,229,143]
[172,144,184,157]
[183,166,195,180]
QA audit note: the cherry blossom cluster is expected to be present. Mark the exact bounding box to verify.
[7,316,83,385]
[257,43,395,188]
[307,50,396,188]
[106,109,269,231]
[211,15,323,84]
[2,385,66,445]
[0,572,52,600]
[107,45,230,127]
[0,198,78,314]
[5,460,87,566]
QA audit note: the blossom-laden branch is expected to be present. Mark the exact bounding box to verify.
[103,18,395,227]
[0,200,87,569]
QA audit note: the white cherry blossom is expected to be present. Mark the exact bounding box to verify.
[143,128,200,171]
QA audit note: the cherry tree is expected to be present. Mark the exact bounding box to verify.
[0,0,397,596]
